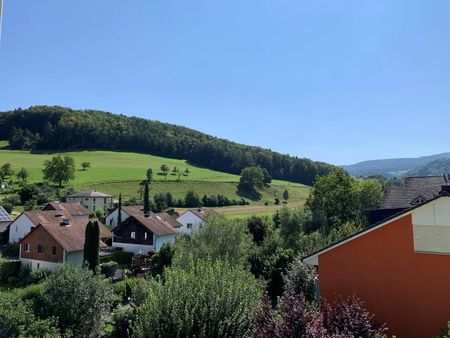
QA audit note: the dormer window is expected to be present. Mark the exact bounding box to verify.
[411,195,426,206]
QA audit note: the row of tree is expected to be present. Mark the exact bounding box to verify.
[0,105,336,185]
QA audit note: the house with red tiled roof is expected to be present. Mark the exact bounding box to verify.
[19,217,112,270]
[42,201,90,221]
[9,201,90,244]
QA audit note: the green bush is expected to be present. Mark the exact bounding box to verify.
[112,251,134,266]
[30,267,49,283]
[41,264,113,337]
[133,259,262,338]
[0,260,21,283]
[4,244,20,257]
[100,261,118,278]
[0,293,60,338]
[112,305,135,338]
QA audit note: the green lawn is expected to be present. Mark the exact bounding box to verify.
[0,143,311,217]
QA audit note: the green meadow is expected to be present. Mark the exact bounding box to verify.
[0,141,310,216]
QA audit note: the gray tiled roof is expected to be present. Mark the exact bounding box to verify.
[380,175,448,209]
[68,190,113,198]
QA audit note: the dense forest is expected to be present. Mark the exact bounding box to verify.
[0,106,335,185]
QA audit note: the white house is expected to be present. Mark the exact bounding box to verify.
[66,190,114,213]
[176,208,207,235]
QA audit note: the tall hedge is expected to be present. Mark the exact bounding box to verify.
[133,259,263,338]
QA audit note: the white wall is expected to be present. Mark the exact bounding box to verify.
[67,196,113,213]
[155,234,177,251]
[112,240,154,255]
[105,208,130,228]
[412,197,450,254]
[9,213,36,244]
[176,211,205,235]
[20,257,58,271]
[64,250,84,266]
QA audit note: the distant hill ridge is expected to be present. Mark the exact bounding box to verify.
[0,105,335,185]
[342,153,450,178]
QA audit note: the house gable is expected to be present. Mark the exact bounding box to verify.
[113,216,154,245]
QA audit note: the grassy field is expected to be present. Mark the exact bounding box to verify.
[0,141,310,217]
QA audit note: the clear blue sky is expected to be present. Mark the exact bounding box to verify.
[1,1,450,165]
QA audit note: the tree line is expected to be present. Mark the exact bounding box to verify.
[0,105,336,185]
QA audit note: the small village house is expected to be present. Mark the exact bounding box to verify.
[8,202,90,244]
[112,213,179,254]
[366,175,448,225]
[303,186,450,338]
[19,217,112,270]
[106,205,181,229]
[176,208,207,235]
[66,190,114,213]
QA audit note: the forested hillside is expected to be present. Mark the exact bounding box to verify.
[407,158,450,176]
[0,106,335,185]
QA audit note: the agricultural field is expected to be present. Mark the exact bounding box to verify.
[0,141,310,217]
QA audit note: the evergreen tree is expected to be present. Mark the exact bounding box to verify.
[143,182,150,215]
[146,168,153,183]
[83,220,100,272]
[283,189,289,202]
[117,193,122,225]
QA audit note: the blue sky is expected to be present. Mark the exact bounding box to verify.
[1,1,450,165]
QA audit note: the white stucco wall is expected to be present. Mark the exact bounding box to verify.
[112,240,154,255]
[155,234,177,251]
[67,196,113,213]
[9,213,36,244]
[20,257,58,271]
[176,211,205,235]
[65,250,84,266]
[412,197,450,254]
[105,208,130,228]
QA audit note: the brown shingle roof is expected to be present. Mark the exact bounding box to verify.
[43,202,90,216]
[20,218,112,252]
[119,214,179,236]
[380,175,448,209]
[121,206,182,228]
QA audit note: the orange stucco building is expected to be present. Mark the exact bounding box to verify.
[304,194,450,338]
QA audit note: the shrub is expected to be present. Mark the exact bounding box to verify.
[0,293,61,338]
[4,244,19,257]
[41,264,113,337]
[283,257,316,302]
[30,267,49,283]
[2,202,13,214]
[112,251,134,266]
[149,242,175,276]
[100,261,118,278]
[0,260,21,282]
[321,295,387,337]
[133,259,263,338]
[112,305,135,338]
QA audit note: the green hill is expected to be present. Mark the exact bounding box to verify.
[0,142,310,217]
[0,105,335,185]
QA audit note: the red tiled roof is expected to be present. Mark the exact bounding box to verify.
[43,201,90,216]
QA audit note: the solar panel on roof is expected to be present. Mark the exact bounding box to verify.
[0,206,12,221]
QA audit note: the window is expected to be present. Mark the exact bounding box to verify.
[93,206,96,211]
[93,198,96,202]
[144,232,147,240]
[110,219,113,226]
[24,243,30,252]
[52,246,57,255]
[104,198,107,204]
[85,198,89,201]
[130,231,136,239]
[37,244,44,254]
[187,223,193,229]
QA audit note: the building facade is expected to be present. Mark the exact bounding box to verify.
[304,192,450,337]
[66,190,114,213]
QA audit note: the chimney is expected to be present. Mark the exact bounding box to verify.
[60,218,70,226]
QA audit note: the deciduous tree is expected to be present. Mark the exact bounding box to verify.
[42,155,75,187]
